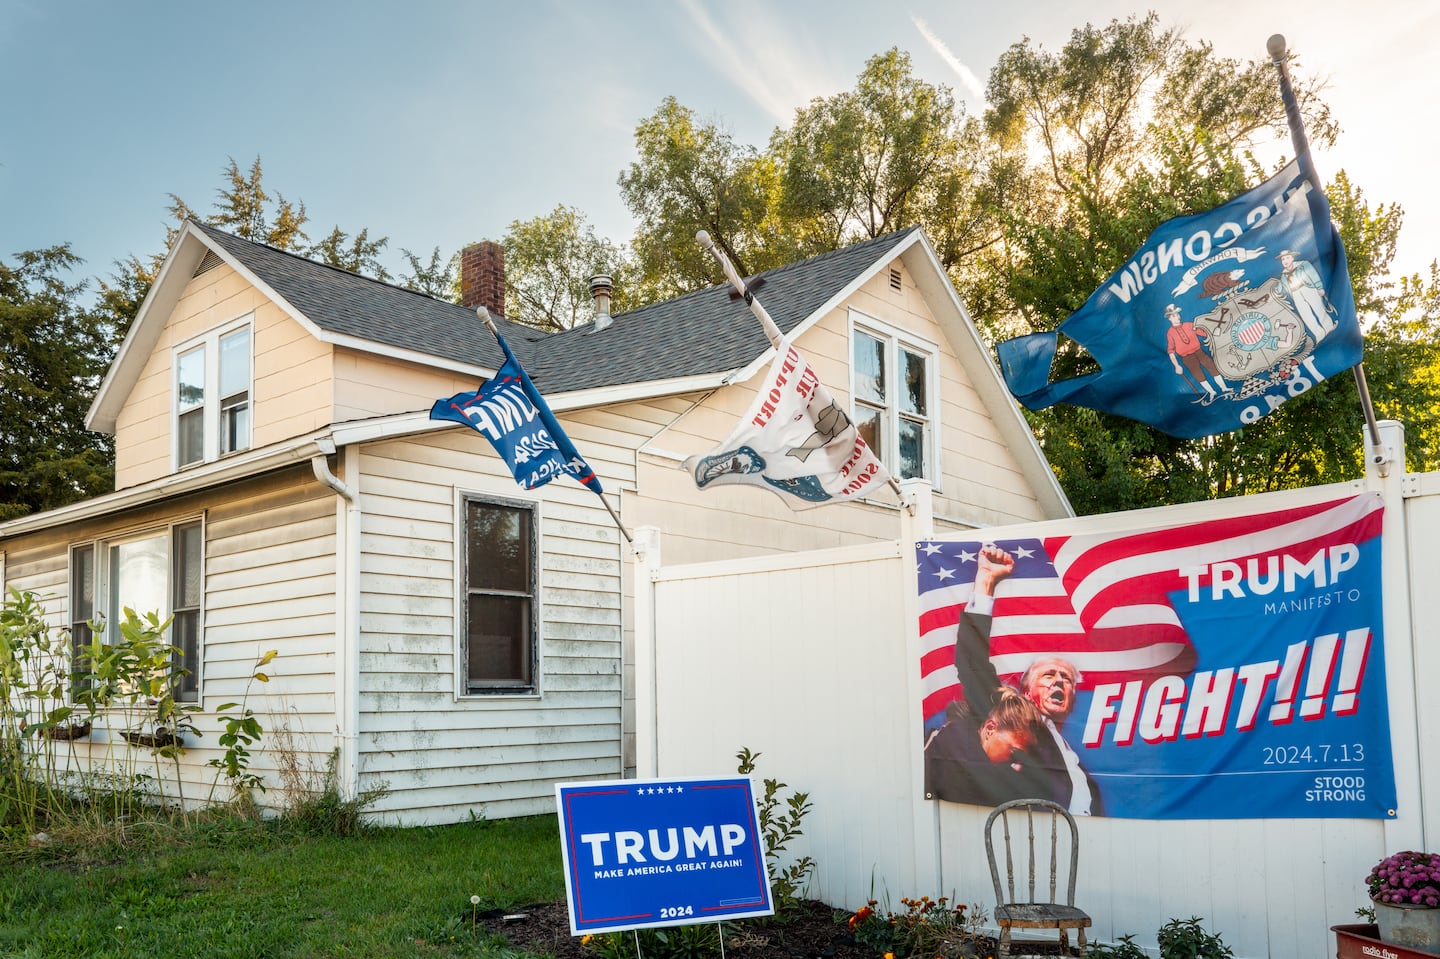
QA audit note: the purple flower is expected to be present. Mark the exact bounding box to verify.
[1368,852,1440,904]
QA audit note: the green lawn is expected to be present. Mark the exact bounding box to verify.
[2,815,566,959]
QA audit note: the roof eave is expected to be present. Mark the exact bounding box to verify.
[0,432,334,540]
[898,236,1074,520]
[86,222,210,434]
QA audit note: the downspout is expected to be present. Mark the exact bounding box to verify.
[311,439,361,800]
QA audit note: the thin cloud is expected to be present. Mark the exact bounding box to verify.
[911,15,987,109]
[677,0,838,125]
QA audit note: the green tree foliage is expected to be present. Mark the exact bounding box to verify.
[1361,259,1440,474]
[778,49,978,252]
[975,14,1394,513]
[168,155,311,252]
[618,97,801,301]
[0,247,116,520]
[616,54,997,301]
[99,155,393,346]
[501,205,635,331]
[398,246,460,301]
[309,226,390,280]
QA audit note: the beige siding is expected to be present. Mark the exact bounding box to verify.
[332,348,481,424]
[0,468,340,809]
[112,263,333,489]
[253,311,332,448]
[353,425,628,824]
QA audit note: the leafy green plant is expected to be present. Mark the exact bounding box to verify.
[1089,933,1150,959]
[1158,917,1233,959]
[1101,917,1233,959]
[736,746,816,912]
[110,607,203,819]
[0,587,242,842]
[206,649,277,805]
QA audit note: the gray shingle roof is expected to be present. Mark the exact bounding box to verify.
[196,221,919,393]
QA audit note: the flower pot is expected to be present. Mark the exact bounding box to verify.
[121,727,177,749]
[1377,902,1440,952]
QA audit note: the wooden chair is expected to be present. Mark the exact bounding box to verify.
[984,798,1091,958]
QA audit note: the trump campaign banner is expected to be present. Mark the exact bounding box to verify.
[556,776,773,935]
[916,493,1396,819]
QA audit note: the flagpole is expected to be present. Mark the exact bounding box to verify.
[695,231,912,510]
[694,231,783,349]
[474,307,634,545]
[1268,34,1390,473]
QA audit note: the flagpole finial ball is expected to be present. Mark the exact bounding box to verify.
[1267,35,1287,60]
[696,230,712,249]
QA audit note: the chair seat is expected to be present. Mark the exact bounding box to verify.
[995,902,1092,928]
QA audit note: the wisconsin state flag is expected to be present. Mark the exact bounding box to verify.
[998,160,1362,438]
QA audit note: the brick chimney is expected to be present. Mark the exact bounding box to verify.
[460,241,505,316]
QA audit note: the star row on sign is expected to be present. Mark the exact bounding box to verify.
[634,785,685,795]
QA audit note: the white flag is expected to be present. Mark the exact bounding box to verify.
[684,339,891,509]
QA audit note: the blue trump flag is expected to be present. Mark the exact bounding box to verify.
[998,159,1362,438]
[430,330,603,495]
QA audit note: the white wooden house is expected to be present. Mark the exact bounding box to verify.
[0,221,1069,824]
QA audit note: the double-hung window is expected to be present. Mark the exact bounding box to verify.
[70,520,204,702]
[851,316,937,482]
[69,545,96,695]
[460,495,537,695]
[176,321,252,468]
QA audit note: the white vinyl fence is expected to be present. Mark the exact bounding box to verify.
[635,421,1436,959]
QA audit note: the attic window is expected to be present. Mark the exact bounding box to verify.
[193,250,224,276]
[850,313,937,483]
[174,318,253,468]
[889,269,902,291]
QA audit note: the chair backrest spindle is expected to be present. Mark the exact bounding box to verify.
[984,799,1082,908]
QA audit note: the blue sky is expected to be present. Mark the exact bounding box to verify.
[4,0,1436,295]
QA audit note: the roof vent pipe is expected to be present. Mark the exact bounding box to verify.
[589,274,614,331]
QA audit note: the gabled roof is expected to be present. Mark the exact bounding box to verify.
[81,220,1070,518]
[192,222,539,370]
[532,229,918,391]
[194,221,919,392]
[89,221,917,430]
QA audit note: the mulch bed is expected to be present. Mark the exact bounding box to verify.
[482,899,1077,959]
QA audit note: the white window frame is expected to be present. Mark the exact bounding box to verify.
[848,309,940,485]
[454,490,542,698]
[72,518,205,703]
[172,316,254,469]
